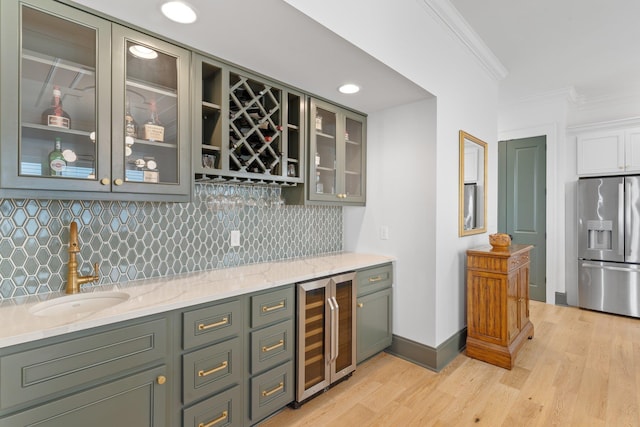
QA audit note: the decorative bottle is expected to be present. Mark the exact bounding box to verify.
[42,86,71,129]
[124,100,138,138]
[143,100,164,142]
[48,137,66,176]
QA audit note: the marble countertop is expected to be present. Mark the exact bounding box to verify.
[0,252,394,349]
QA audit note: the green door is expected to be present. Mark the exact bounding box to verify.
[498,136,546,302]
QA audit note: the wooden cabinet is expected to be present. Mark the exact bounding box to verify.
[466,245,534,369]
[244,286,295,425]
[356,263,393,364]
[0,0,191,202]
[577,127,640,176]
[0,315,171,425]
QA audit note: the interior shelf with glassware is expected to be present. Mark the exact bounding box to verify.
[193,54,305,186]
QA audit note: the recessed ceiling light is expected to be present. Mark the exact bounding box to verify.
[161,1,197,24]
[338,84,360,94]
[129,45,158,59]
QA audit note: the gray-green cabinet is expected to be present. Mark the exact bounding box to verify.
[0,315,171,425]
[244,285,295,425]
[193,54,305,186]
[356,263,393,363]
[0,0,191,202]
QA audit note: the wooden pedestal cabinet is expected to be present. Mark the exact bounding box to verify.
[466,245,534,369]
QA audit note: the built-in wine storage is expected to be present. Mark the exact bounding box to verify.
[295,272,356,405]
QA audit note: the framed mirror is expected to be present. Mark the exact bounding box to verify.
[459,130,487,236]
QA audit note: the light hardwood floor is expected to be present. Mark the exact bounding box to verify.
[260,301,640,426]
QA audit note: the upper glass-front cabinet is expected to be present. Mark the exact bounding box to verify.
[0,0,190,201]
[111,25,190,196]
[310,98,366,205]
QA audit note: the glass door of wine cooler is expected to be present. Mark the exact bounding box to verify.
[1,0,111,192]
[330,272,357,381]
[296,278,331,402]
[111,25,190,197]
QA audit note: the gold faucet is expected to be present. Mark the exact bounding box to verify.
[66,221,100,294]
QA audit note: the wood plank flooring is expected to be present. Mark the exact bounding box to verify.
[260,301,640,426]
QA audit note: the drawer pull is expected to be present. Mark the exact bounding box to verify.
[198,410,228,427]
[198,317,228,331]
[262,339,284,353]
[368,275,383,283]
[262,301,285,312]
[262,382,284,397]
[198,360,228,377]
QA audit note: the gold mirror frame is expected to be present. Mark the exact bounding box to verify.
[458,130,487,236]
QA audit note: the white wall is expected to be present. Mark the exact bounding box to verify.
[286,0,500,347]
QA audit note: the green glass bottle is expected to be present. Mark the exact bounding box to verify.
[48,137,66,176]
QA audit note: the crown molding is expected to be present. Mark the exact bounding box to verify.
[418,0,508,82]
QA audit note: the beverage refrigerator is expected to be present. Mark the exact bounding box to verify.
[578,176,640,317]
[295,272,356,405]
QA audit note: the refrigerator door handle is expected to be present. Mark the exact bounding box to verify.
[620,182,625,256]
[581,262,640,273]
[331,296,339,362]
[327,297,336,363]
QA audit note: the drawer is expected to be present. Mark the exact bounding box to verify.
[250,361,294,423]
[0,317,167,411]
[183,298,242,350]
[183,384,242,427]
[250,286,294,329]
[357,263,393,296]
[183,336,242,404]
[250,319,294,374]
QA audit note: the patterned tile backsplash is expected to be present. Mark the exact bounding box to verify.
[0,184,342,300]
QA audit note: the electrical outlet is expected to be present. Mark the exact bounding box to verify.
[379,225,389,240]
[230,230,240,247]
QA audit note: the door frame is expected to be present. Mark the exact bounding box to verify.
[498,124,558,304]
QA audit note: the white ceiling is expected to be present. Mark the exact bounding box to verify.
[449,0,640,105]
[72,0,432,114]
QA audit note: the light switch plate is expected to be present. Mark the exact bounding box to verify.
[230,230,241,246]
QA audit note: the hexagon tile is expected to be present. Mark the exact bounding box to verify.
[0,184,342,300]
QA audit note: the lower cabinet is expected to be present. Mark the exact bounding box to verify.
[0,315,171,425]
[356,263,393,364]
[244,285,295,425]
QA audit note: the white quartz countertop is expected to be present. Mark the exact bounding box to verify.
[0,252,394,349]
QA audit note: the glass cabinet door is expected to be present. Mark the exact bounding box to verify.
[341,112,366,203]
[0,0,111,192]
[311,103,338,200]
[111,25,190,197]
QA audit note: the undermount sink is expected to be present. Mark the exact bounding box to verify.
[29,291,130,317]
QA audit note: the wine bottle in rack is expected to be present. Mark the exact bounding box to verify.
[42,86,71,129]
[143,100,164,142]
[48,137,67,176]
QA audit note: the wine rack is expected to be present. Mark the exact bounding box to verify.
[302,288,326,391]
[228,72,282,175]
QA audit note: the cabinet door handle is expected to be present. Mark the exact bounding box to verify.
[262,382,284,397]
[262,301,285,312]
[114,178,124,186]
[156,375,166,385]
[262,339,284,353]
[198,360,228,377]
[198,317,228,331]
[198,411,228,427]
[368,275,383,283]
[357,302,364,308]
[100,178,110,185]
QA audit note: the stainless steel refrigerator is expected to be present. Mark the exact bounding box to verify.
[578,176,640,317]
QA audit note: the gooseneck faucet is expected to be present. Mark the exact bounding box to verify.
[66,221,100,294]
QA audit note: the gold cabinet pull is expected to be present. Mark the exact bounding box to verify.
[100,178,110,185]
[198,317,228,331]
[262,339,284,353]
[113,178,124,186]
[368,275,383,283]
[262,301,285,312]
[156,375,166,385]
[198,361,228,377]
[198,411,228,427]
[262,382,284,397]
[357,302,364,308]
